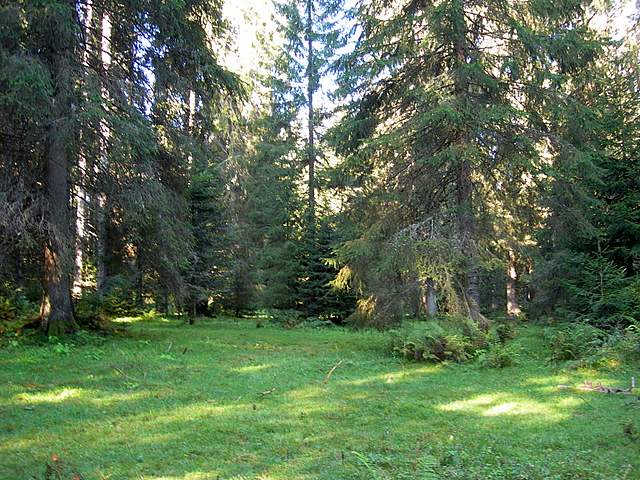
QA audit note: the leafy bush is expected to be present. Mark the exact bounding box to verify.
[544,323,606,361]
[140,309,158,321]
[0,297,16,322]
[389,315,523,365]
[0,289,39,330]
[544,321,640,368]
[74,291,101,323]
[611,326,640,361]
[478,343,519,368]
[262,309,304,328]
[102,275,139,316]
[297,316,337,329]
[389,319,483,363]
[588,325,640,367]
[535,253,640,329]
[75,275,139,325]
[494,320,517,343]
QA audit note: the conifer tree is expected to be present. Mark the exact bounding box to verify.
[331,0,604,326]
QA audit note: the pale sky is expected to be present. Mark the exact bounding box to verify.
[222,0,278,77]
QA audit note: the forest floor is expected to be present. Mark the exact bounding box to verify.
[0,316,639,480]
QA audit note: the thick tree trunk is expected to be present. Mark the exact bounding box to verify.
[506,250,521,317]
[41,0,78,334]
[423,279,438,317]
[452,0,485,327]
[456,158,481,320]
[306,0,316,229]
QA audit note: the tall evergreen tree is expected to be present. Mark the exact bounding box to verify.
[330,0,604,326]
[274,0,345,230]
[0,0,242,331]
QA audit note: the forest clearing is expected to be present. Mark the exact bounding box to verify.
[1,316,639,480]
[1,0,640,478]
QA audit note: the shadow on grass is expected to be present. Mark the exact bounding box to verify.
[0,317,637,479]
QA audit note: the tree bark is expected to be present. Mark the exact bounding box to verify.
[73,0,94,297]
[95,10,112,294]
[452,0,485,327]
[424,279,438,317]
[41,0,78,335]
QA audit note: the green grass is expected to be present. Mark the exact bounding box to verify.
[0,317,638,479]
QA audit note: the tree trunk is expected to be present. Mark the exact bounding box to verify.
[456,158,482,320]
[423,279,438,317]
[13,244,23,284]
[41,0,78,335]
[186,88,196,174]
[506,250,521,317]
[452,0,485,327]
[306,0,316,229]
[95,10,112,294]
[73,0,94,297]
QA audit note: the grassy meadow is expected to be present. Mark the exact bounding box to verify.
[1,316,638,479]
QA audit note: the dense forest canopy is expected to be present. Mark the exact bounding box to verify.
[0,0,638,335]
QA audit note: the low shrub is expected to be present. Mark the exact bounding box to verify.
[0,289,39,331]
[389,318,484,363]
[494,320,517,343]
[74,275,139,327]
[544,323,606,362]
[101,276,139,316]
[478,343,519,368]
[573,325,640,368]
[264,308,304,328]
[297,316,337,329]
[0,297,16,323]
[611,326,640,361]
[389,316,523,365]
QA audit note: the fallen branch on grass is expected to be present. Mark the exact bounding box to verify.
[111,365,157,386]
[258,387,276,397]
[323,360,343,384]
[559,377,636,394]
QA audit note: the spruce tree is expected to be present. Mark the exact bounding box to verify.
[330,0,604,326]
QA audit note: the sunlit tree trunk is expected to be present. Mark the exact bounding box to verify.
[187,88,196,172]
[506,250,521,317]
[73,0,94,297]
[423,279,438,317]
[95,10,112,294]
[41,0,78,335]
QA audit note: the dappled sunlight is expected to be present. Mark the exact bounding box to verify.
[140,401,248,427]
[88,390,153,406]
[339,365,439,387]
[15,387,85,404]
[2,319,638,479]
[438,392,577,420]
[231,364,274,373]
[283,383,327,402]
[145,474,259,480]
[524,375,572,386]
[113,315,175,324]
[112,316,145,323]
[12,387,152,407]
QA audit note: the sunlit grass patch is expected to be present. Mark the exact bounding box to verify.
[438,392,577,419]
[14,387,86,404]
